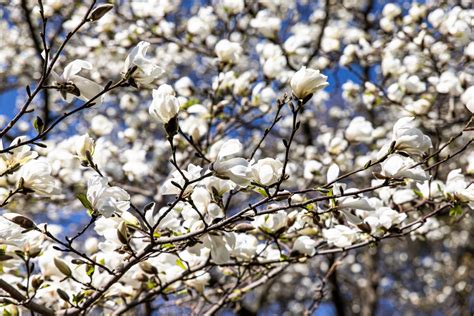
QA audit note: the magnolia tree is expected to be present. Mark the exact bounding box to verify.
[0,0,473,315]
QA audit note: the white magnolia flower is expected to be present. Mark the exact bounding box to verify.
[161,164,203,196]
[188,187,224,222]
[250,10,281,38]
[251,158,283,186]
[326,163,340,184]
[391,117,432,155]
[304,160,323,180]
[186,7,217,37]
[461,86,474,113]
[399,74,425,94]
[90,115,114,136]
[18,160,60,195]
[290,66,329,100]
[203,232,235,264]
[220,0,244,15]
[204,176,236,196]
[185,272,210,292]
[52,60,103,104]
[381,154,429,181]
[363,207,407,235]
[174,76,194,97]
[263,54,287,79]
[254,210,288,233]
[145,203,182,232]
[435,71,462,95]
[378,117,432,158]
[215,39,242,64]
[75,133,95,162]
[231,233,258,260]
[334,184,374,211]
[382,3,401,19]
[87,176,130,217]
[323,225,358,248]
[0,137,38,175]
[416,180,445,199]
[405,99,431,115]
[345,116,374,143]
[211,139,251,186]
[445,169,474,202]
[147,253,184,283]
[149,84,180,123]
[0,213,42,248]
[123,41,164,87]
[292,236,317,256]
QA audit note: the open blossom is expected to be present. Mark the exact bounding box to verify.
[290,66,329,100]
[292,236,317,256]
[399,74,426,94]
[250,10,281,38]
[334,184,374,211]
[461,86,474,113]
[231,233,258,260]
[0,137,38,175]
[202,232,236,264]
[75,133,95,162]
[0,213,42,248]
[161,164,203,196]
[324,225,358,248]
[52,60,103,104]
[381,154,429,181]
[444,169,474,202]
[363,207,407,235]
[251,158,283,186]
[378,117,432,158]
[215,39,242,64]
[87,176,130,217]
[122,41,164,86]
[186,272,211,293]
[220,0,244,15]
[405,99,431,115]
[382,3,401,19]
[345,116,374,143]
[254,210,288,233]
[187,187,224,224]
[18,160,60,195]
[149,84,180,123]
[211,139,251,186]
[391,117,432,155]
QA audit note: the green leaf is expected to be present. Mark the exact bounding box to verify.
[449,204,463,217]
[176,259,186,270]
[180,98,200,110]
[33,116,44,134]
[86,264,95,277]
[413,189,423,198]
[76,193,94,212]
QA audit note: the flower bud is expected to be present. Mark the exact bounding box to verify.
[75,133,95,162]
[89,4,114,22]
[149,84,180,123]
[290,67,328,100]
[54,257,72,277]
[117,221,129,244]
[215,39,242,64]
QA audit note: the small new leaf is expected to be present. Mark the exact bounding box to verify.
[176,259,187,270]
[77,193,94,212]
[33,116,45,134]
